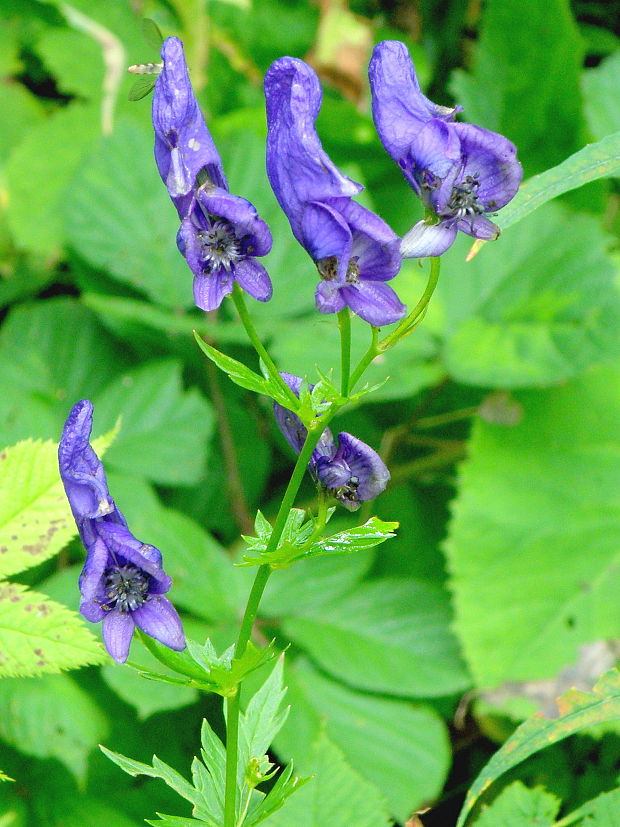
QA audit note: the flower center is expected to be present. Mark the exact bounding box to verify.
[446,174,485,219]
[104,564,149,612]
[316,256,360,284]
[198,220,241,271]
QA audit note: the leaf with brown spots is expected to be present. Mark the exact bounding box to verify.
[456,668,620,826]
[0,582,106,677]
[0,429,116,578]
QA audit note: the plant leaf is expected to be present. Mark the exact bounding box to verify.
[457,669,620,826]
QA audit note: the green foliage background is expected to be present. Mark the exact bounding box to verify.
[1,0,620,825]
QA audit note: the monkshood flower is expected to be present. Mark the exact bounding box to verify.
[264,57,406,326]
[368,40,523,257]
[153,36,273,310]
[59,400,185,663]
[273,373,390,510]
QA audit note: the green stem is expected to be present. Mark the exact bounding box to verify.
[222,422,331,827]
[349,326,379,393]
[337,307,351,397]
[231,283,299,410]
[379,256,440,352]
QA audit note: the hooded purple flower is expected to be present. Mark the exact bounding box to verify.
[369,40,523,257]
[153,37,273,310]
[59,400,185,664]
[265,58,406,327]
[274,373,390,511]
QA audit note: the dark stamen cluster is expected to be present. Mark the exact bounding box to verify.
[446,174,484,219]
[345,257,360,284]
[198,220,241,271]
[104,564,149,613]
[333,475,360,504]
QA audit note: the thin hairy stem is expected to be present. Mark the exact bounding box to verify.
[379,256,440,352]
[349,325,379,392]
[231,283,299,410]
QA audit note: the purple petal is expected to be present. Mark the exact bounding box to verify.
[58,400,116,521]
[264,57,362,241]
[153,37,226,217]
[369,40,460,162]
[407,119,462,209]
[340,281,406,326]
[315,281,347,315]
[78,535,110,602]
[102,610,135,663]
[330,199,401,282]
[193,271,234,311]
[132,597,186,652]
[301,201,352,275]
[456,214,500,240]
[400,220,457,258]
[334,432,390,501]
[453,122,523,210]
[234,259,272,302]
[94,523,171,595]
[315,457,352,488]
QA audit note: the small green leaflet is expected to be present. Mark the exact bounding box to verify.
[193,332,298,411]
[103,661,307,827]
[457,668,620,826]
[240,507,398,568]
[0,769,14,782]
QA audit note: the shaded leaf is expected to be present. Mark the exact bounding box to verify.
[457,669,620,826]
[283,578,470,698]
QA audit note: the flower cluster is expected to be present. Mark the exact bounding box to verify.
[59,400,185,663]
[369,40,522,257]
[264,57,406,327]
[152,37,272,310]
[273,373,390,511]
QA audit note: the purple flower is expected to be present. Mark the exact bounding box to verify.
[264,57,406,327]
[274,373,390,511]
[369,40,523,257]
[153,37,273,311]
[59,400,185,664]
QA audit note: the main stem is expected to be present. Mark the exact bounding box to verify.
[231,284,299,410]
[223,422,331,827]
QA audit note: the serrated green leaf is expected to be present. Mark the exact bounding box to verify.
[457,669,620,826]
[64,119,193,307]
[449,0,585,174]
[0,428,114,579]
[0,673,107,783]
[0,298,127,447]
[241,512,397,567]
[263,733,389,827]
[275,658,450,823]
[184,638,279,696]
[283,578,470,698]
[246,761,309,826]
[563,786,620,826]
[92,360,214,485]
[0,582,106,677]
[492,131,620,232]
[583,51,620,141]
[440,205,620,388]
[470,781,559,826]
[5,103,99,254]
[101,745,201,808]
[446,364,620,686]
